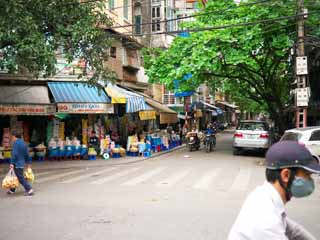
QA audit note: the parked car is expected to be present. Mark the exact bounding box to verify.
[280,127,320,161]
[233,120,271,155]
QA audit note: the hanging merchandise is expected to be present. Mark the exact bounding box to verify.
[59,122,65,140]
[2,128,10,148]
[23,122,30,143]
[82,119,88,145]
[46,121,53,145]
[52,118,60,139]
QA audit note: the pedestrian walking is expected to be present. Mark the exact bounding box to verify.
[228,141,319,240]
[7,130,34,196]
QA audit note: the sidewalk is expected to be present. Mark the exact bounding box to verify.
[1,145,186,172]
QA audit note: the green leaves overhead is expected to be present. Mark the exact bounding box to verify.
[144,0,320,132]
[0,0,114,83]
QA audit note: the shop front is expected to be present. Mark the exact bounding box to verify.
[47,81,113,159]
[0,85,55,161]
[216,101,238,127]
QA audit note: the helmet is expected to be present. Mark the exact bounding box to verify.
[266,141,320,174]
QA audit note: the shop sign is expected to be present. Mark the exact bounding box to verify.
[139,110,156,121]
[58,103,114,114]
[160,113,178,124]
[0,104,55,115]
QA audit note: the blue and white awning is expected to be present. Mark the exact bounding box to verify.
[106,83,147,113]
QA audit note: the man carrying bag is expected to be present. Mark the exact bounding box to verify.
[7,130,34,196]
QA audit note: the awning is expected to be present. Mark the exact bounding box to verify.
[105,83,147,113]
[0,85,51,104]
[0,85,55,115]
[200,101,224,115]
[144,98,177,114]
[48,82,110,103]
[48,82,113,114]
[217,101,238,109]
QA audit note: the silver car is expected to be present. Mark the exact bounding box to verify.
[233,120,271,155]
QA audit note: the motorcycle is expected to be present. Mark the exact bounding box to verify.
[204,133,216,153]
[186,132,201,152]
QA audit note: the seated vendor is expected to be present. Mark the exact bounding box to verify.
[111,130,120,144]
[89,131,100,154]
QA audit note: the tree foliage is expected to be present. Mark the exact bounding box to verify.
[0,0,115,82]
[144,0,320,133]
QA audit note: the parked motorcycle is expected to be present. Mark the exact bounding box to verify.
[186,132,201,152]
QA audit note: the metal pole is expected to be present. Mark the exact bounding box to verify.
[295,0,308,128]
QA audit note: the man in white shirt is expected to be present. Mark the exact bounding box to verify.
[228,141,319,240]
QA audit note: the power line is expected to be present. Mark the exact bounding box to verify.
[111,0,274,29]
[118,10,318,37]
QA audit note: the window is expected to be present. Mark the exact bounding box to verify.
[237,122,268,131]
[135,15,142,35]
[163,89,181,105]
[123,0,128,19]
[166,7,175,32]
[152,6,161,32]
[108,0,115,10]
[110,47,117,58]
[281,132,302,141]
[310,130,320,141]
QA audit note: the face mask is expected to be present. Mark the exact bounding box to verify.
[290,177,315,198]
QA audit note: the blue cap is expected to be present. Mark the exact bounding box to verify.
[266,141,320,174]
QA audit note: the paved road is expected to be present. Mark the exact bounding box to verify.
[1,132,320,240]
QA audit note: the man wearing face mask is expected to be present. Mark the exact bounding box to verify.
[228,141,319,240]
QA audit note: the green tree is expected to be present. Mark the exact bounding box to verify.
[144,0,320,133]
[0,0,115,82]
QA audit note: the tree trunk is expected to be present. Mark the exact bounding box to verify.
[267,103,287,142]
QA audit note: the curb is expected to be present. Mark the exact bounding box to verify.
[6,144,186,172]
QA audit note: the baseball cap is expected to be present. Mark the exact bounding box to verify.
[266,141,320,174]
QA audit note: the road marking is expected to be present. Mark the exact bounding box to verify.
[156,169,192,187]
[60,167,117,184]
[35,171,53,176]
[122,167,167,186]
[230,168,252,191]
[36,169,85,183]
[91,167,142,185]
[193,168,221,190]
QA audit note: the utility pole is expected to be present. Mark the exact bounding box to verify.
[295,0,309,128]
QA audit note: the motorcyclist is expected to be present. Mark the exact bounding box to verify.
[205,123,215,135]
[228,141,319,240]
[204,123,216,147]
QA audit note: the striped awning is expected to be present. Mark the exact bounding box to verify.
[105,84,147,113]
[48,82,110,103]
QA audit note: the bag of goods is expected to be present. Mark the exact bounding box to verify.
[35,143,46,152]
[88,147,97,156]
[3,150,12,159]
[119,148,126,157]
[2,169,19,189]
[24,167,35,183]
[49,138,57,148]
[130,147,138,152]
[112,148,120,153]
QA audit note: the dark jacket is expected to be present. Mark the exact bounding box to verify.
[10,139,30,168]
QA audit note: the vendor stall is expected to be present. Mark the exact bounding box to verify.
[47,81,113,159]
[0,85,55,162]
